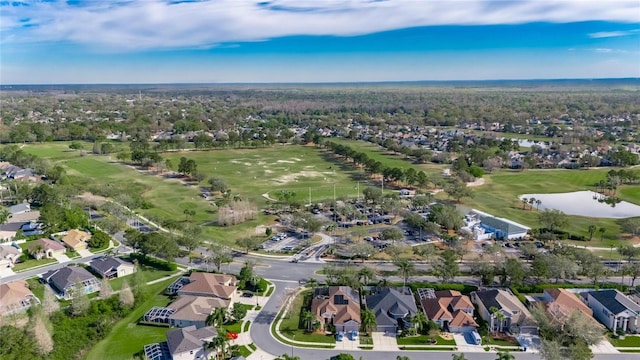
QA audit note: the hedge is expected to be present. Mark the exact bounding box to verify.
[408,283,478,295]
[511,282,628,295]
[128,253,177,271]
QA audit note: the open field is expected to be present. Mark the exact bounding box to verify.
[458,168,640,246]
[85,277,177,360]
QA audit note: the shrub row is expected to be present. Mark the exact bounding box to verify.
[129,253,177,271]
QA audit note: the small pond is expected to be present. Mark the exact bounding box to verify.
[519,191,640,219]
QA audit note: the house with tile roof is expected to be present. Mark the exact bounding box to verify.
[471,288,537,334]
[365,287,418,333]
[27,238,65,260]
[0,243,21,268]
[311,286,361,333]
[42,266,101,300]
[144,325,216,360]
[419,288,478,333]
[142,295,231,329]
[583,289,640,333]
[0,280,41,317]
[538,288,601,328]
[169,272,237,301]
[61,229,91,252]
[89,256,136,279]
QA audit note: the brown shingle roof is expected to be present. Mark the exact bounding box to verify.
[178,272,237,299]
[421,290,474,324]
[168,295,230,322]
[311,286,360,326]
[28,238,65,252]
[0,280,34,307]
[449,310,478,328]
[61,229,91,248]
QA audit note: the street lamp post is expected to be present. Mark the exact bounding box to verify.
[291,335,295,357]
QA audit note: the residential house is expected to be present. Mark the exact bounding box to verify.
[8,202,31,216]
[142,295,230,329]
[538,288,599,327]
[61,229,91,252]
[27,238,66,260]
[144,325,216,360]
[0,280,41,316]
[0,243,21,268]
[42,266,101,299]
[419,288,478,333]
[583,289,640,333]
[311,286,361,333]
[365,287,418,333]
[471,289,537,334]
[89,256,136,279]
[169,272,237,301]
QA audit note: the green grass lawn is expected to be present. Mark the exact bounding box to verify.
[330,138,446,176]
[26,277,45,301]
[482,336,520,347]
[457,168,640,246]
[108,264,178,291]
[13,258,57,272]
[397,335,456,346]
[608,334,640,347]
[234,345,252,358]
[279,289,336,344]
[85,277,179,360]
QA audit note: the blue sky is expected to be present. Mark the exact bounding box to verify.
[1,0,639,84]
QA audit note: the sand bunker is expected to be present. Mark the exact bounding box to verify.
[276,160,295,164]
[274,170,325,184]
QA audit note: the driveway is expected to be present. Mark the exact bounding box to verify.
[453,333,485,352]
[591,339,619,354]
[0,265,16,278]
[77,249,93,257]
[371,331,399,351]
[52,252,71,263]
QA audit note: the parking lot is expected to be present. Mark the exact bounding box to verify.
[260,230,308,252]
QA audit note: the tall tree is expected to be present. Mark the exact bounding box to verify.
[393,259,415,287]
[360,308,377,335]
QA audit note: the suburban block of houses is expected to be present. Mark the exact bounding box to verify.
[471,288,537,334]
[364,286,417,333]
[168,272,238,301]
[60,229,92,252]
[311,286,361,333]
[144,325,217,360]
[0,280,41,317]
[419,288,478,334]
[27,238,66,260]
[89,256,136,279]
[42,265,101,300]
[582,289,640,333]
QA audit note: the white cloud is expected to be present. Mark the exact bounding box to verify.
[1,0,639,51]
[588,29,640,38]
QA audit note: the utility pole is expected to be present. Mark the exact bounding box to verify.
[381,177,384,195]
[356,181,360,201]
[333,183,336,201]
[308,187,311,206]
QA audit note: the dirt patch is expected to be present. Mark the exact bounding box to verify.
[440,333,454,341]
[77,192,108,204]
[274,170,325,184]
[467,178,485,187]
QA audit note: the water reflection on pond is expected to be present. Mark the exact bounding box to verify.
[519,191,640,219]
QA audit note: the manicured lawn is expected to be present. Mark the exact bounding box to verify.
[482,336,520,347]
[397,335,456,346]
[26,277,45,301]
[242,321,251,332]
[108,264,178,291]
[13,257,57,272]
[234,345,252,358]
[224,321,243,334]
[330,138,446,176]
[279,289,336,344]
[85,277,180,360]
[609,334,640,347]
[400,346,456,351]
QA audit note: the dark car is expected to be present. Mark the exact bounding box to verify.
[241,292,255,298]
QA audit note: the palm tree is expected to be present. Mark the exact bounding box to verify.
[413,310,428,334]
[306,277,318,289]
[599,227,606,242]
[528,197,536,210]
[393,259,415,288]
[278,355,301,360]
[452,354,468,360]
[489,306,506,333]
[301,309,315,332]
[521,198,528,210]
[361,308,377,336]
[396,356,411,360]
[0,208,10,224]
[206,307,227,327]
[358,266,376,287]
[588,225,597,241]
[535,199,542,210]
